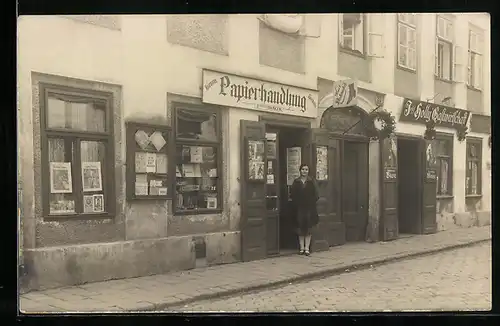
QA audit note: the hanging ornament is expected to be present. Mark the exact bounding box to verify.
[424,121,437,140]
[365,109,396,140]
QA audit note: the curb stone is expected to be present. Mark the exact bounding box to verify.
[134,238,489,312]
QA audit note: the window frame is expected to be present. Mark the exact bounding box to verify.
[40,83,115,220]
[397,13,417,71]
[467,28,483,90]
[125,121,172,201]
[172,103,223,216]
[435,15,454,81]
[433,133,454,197]
[465,137,483,196]
[339,13,367,56]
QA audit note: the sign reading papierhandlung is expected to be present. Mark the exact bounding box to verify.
[400,98,471,130]
[202,69,319,118]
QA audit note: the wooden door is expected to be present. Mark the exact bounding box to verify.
[421,139,438,234]
[342,141,369,242]
[380,136,399,241]
[240,120,267,261]
[304,129,345,252]
[265,130,279,255]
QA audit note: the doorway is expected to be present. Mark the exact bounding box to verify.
[342,140,369,242]
[397,138,421,234]
[265,125,307,255]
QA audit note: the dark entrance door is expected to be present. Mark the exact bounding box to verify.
[342,140,369,242]
[380,136,399,241]
[421,139,438,234]
[304,129,345,251]
[397,137,421,234]
[240,120,267,261]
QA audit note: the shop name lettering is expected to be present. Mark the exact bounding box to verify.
[205,76,315,112]
[403,100,469,126]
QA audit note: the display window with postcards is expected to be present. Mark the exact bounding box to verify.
[126,122,171,200]
[173,104,222,214]
[40,85,115,218]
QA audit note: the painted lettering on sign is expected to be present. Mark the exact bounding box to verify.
[426,169,437,181]
[400,98,470,130]
[202,70,318,118]
[332,79,358,108]
[385,168,397,180]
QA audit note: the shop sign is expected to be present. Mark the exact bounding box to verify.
[384,168,397,181]
[470,113,491,134]
[332,79,358,108]
[426,169,437,181]
[400,98,470,130]
[202,69,318,118]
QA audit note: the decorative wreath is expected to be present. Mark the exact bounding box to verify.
[456,124,469,142]
[365,109,396,140]
[424,120,437,140]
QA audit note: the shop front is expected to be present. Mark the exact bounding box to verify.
[202,71,387,261]
[378,96,483,240]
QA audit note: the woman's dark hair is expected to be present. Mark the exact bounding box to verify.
[299,163,309,171]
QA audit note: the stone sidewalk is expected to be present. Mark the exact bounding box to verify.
[20,226,491,313]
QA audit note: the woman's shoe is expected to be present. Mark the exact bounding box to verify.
[304,250,310,256]
[299,250,305,255]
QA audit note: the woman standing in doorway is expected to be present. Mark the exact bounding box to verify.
[290,163,319,256]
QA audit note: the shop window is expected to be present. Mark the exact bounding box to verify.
[397,13,417,71]
[435,16,454,80]
[466,139,482,196]
[467,29,483,89]
[174,106,221,214]
[432,135,453,196]
[41,89,114,217]
[339,14,365,54]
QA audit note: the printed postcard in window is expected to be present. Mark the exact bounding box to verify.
[83,195,94,213]
[93,194,104,213]
[82,162,103,192]
[50,162,73,194]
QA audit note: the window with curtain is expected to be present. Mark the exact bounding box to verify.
[435,16,454,80]
[174,106,221,214]
[42,88,113,217]
[432,135,453,196]
[467,29,483,89]
[397,13,417,70]
[466,139,482,195]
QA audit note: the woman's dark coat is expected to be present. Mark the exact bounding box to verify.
[290,176,319,231]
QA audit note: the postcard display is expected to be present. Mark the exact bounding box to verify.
[176,145,218,211]
[127,122,171,200]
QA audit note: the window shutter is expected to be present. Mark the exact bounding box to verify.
[474,54,482,89]
[434,39,439,76]
[339,14,344,46]
[452,44,464,83]
[367,14,384,58]
[467,51,472,86]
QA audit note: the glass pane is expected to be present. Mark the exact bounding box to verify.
[398,25,407,45]
[440,159,449,195]
[47,96,106,132]
[48,138,75,214]
[81,141,106,213]
[176,144,219,211]
[398,45,407,66]
[176,108,217,141]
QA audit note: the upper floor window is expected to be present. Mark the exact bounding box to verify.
[468,28,484,90]
[339,14,364,54]
[41,86,115,218]
[397,13,417,70]
[435,16,454,80]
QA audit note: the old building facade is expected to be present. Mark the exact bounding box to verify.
[18,13,491,291]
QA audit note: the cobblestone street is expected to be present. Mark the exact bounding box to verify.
[173,242,491,312]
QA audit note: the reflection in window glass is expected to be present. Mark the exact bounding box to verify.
[47,97,106,132]
[176,108,217,141]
